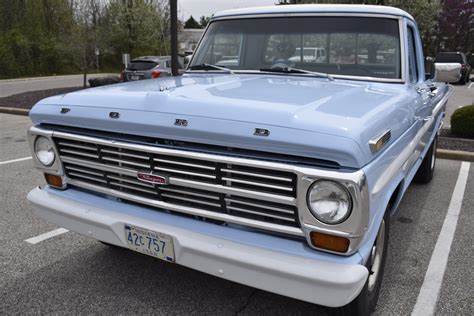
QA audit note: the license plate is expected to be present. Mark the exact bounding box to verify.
[130,75,140,81]
[124,224,175,262]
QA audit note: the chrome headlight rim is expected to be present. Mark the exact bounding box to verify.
[33,136,56,167]
[306,179,353,225]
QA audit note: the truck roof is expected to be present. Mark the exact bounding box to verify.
[212,4,414,21]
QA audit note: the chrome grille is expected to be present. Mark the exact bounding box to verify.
[54,136,300,234]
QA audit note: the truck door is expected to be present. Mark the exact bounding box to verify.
[408,23,438,154]
[406,23,432,170]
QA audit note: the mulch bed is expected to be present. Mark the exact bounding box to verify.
[438,128,474,152]
[0,87,83,109]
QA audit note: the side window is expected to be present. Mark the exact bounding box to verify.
[407,27,418,83]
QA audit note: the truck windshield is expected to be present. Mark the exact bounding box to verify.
[189,17,401,80]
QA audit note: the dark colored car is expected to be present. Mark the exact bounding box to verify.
[121,56,183,82]
[435,52,471,84]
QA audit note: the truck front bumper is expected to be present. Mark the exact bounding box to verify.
[27,186,368,308]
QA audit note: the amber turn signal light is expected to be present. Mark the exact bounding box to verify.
[44,174,63,188]
[310,231,350,253]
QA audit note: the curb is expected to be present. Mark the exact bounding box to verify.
[0,73,117,83]
[436,149,474,162]
[0,107,30,116]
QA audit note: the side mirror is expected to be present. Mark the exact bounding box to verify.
[432,63,462,83]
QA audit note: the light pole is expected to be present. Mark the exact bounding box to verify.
[170,0,179,76]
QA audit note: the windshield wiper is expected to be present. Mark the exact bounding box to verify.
[188,63,234,74]
[259,67,333,81]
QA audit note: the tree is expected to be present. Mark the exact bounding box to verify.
[184,15,201,29]
[199,16,210,28]
[438,0,473,53]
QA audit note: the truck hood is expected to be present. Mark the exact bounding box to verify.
[30,74,413,169]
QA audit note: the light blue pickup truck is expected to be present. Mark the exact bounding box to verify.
[26,5,461,314]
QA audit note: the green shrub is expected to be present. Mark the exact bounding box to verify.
[451,105,474,138]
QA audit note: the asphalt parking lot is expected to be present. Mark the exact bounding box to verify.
[1,113,473,315]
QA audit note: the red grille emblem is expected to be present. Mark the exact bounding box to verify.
[137,172,168,185]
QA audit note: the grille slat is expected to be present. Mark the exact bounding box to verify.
[221,168,293,182]
[224,197,294,215]
[222,177,294,192]
[60,149,99,159]
[154,158,216,171]
[56,136,300,233]
[227,206,296,222]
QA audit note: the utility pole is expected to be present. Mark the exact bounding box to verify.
[170,0,179,76]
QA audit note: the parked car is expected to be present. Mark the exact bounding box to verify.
[289,47,327,63]
[121,56,183,82]
[27,5,461,315]
[435,52,471,84]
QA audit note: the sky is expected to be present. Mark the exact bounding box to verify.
[178,0,277,20]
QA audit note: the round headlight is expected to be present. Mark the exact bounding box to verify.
[34,136,55,167]
[307,180,352,225]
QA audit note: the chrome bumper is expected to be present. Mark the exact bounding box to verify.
[27,186,368,307]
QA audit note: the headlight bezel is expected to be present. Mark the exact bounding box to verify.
[27,126,63,175]
[34,136,56,167]
[306,179,353,225]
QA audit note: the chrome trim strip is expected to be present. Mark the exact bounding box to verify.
[161,193,222,208]
[68,172,107,184]
[58,142,97,151]
[154,158,215,170]
[68,179,304,237]
[102,149,150,160]
[106,175,155,188]
[160,187,220,200]
[102,156,150,168]
[224,198,295,215]
[153,166,216,179]
[227,206,296,222]
[221,177,294,192]
[60,149,99,159]
[109,182,158,195]
[65,166,104,177]
[221,168,293,182]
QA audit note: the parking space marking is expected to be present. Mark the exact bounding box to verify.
[468,82,473,89]
[0,156,32,165]
[25,228,69,244]
[412,162,471,316]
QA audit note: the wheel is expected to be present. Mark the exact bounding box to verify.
[338,211,390,315]
[414,136,437,184]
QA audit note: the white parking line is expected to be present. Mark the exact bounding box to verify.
[25,228,69,244]
[468,82,473,89]
[0,156,32,165]
[412,162,471,316]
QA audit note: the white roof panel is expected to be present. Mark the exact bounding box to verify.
[212,4,414,21]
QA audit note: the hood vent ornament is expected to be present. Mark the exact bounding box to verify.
[254,128,270,137]
[369,129,391,153]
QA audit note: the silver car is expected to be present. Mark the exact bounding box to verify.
[121,56,183,82]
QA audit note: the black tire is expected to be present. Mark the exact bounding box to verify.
[414,136,437,184]
[459,76,466,85]
[337,211,390,315]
